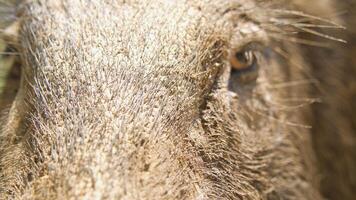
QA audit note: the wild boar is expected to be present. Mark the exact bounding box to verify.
[0,0,354,199]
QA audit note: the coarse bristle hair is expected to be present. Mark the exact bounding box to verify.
[0,0,354,200]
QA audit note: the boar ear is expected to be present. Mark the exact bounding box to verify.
[0,0,22,45]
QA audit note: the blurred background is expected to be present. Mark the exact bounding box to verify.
[300,1,356,199]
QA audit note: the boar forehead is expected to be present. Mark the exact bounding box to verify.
[24,0,256,79]
[23,0,258,116]
[22,0,267,138]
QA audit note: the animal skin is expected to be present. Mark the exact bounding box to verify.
[0,0,355,199]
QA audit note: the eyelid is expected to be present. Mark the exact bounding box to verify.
[231,41,265,54]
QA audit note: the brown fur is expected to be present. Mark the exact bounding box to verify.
[0,0,354,199]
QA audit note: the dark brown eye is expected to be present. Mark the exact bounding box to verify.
[229,48,259,84]
[230,50,256,71]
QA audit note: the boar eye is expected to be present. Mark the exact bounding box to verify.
[229,48,260,84]
[230,50,256,71]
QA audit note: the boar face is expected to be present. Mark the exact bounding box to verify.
[0,0,347,199]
